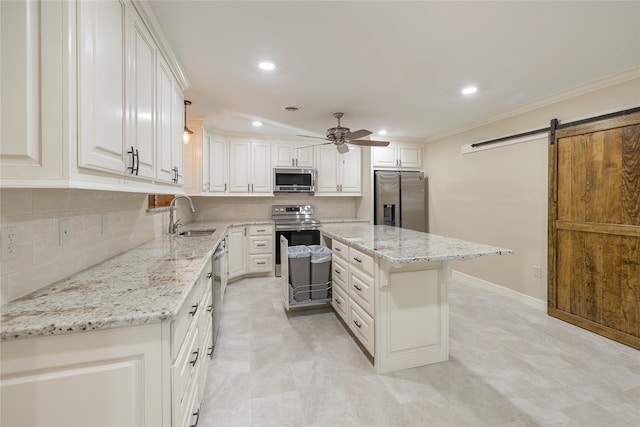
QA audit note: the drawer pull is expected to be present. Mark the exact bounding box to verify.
[257,229,266,232]
[353,320,362,328]
[190,407,200,427]
[207,304,213,313]
[257,261,266,265]
[353,257,362,263]
[334,269,341,275]
[353,284,362,291]
[335,297,341,305]
[256,243,266,247]
[189,348,199,367]
[334,247,341,252]
[207,346,214,358]
[207,273,212,279]
[189,303,199,316]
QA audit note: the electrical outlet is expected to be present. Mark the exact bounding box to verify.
[2,227,17,260]
[59,219,72,246]
[533,265,542,278]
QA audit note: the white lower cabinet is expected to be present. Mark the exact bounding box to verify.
[0,257,215,427]
[332,284,349,322]
[227,225,274,280]
[348,299,375,355]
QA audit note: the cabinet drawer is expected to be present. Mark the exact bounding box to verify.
[249,235,273,254]
[332,240,348,260]
[349,269,374,317]
[332,285,349,322]
[349,247,374,276]
[171,271,206,359]
[248,224,274,236]
[176,376,199,427]
[331,256,348,291]
[349,301,374,356]
[172,321,200,412]
[248,254,273,272]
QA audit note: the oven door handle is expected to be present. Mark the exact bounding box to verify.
[275,226,321,231]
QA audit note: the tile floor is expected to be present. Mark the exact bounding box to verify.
[199,276,639,426]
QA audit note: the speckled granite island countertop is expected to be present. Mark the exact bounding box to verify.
[320,225,512,264]
[0,220,272,341]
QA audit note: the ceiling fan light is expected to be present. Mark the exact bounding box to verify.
[378,130,388,136]
[337,143,349,154]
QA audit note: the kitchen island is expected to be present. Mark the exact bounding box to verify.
[317,225,511,373]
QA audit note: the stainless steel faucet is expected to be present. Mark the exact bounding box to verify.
[168,195,196,234]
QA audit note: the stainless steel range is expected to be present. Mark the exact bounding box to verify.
[272,205,321,277]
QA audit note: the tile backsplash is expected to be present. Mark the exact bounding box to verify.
[0,189,189,305]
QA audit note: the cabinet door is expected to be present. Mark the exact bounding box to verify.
[398,143,422,169]
[0,324,164,427]
[77,0,128,174]
[127,9,155,179]
[156,55,174,183]
[208,135,227,193]
[250,142,271,193]
[340,146,361,194]
[228,140,250,193]
[295,145,314,167]
[315,145,339,193]
[372,145,397,168]
[171,85,184,184]
[0,0,64,180]
[273,143,296,167]
[227,227,246,279]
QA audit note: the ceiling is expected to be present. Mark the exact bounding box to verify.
[151,1,640,141]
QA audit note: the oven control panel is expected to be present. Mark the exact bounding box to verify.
[272,205,314,216]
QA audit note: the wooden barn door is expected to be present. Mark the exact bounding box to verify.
[548,111,640,349]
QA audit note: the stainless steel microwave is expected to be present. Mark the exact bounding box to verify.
[273,168,316,193]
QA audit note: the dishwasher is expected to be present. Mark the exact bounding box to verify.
[212,240,225,349]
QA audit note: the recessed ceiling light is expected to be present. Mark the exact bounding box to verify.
[462,86,478,95]
[258,62,275,71]
[378,130,388,136]
[252,121,263,127]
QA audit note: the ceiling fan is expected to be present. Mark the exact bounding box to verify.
[298,112,390,154]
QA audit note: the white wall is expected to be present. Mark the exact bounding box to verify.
[423,76,640,301]
[0,189,190,305]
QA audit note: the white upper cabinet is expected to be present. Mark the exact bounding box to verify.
[77,0,128,175]
[1,0,189,192]
[229,139,272,195]
[272,142,314,168]
[156,54,174,183]
[171,85,185,185]
[0,0,64,181]
[315,145,361,195]
[127,7,156,179]
[372,142,422,169]
[204,133,228,194]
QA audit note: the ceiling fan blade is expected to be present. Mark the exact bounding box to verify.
[296,134,329,141]
[336,143,349,154]
[348,139,390,147]
[296,142,333,150]
[345,129,372,140]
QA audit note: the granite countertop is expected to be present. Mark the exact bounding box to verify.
[0,220,272,341]
[320,225,512,264]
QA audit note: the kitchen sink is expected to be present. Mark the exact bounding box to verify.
[178,229,216,237]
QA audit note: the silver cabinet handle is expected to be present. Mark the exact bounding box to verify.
[335,297,341,305]
[353,257,362,263]
[334,269,341,275]
[334,247,341,252]
[353,284,362,291]
[257,229,266,232]
[190,407,200,427]
[353,320,362,328]
[256,243,266,247]
[257,261,266,265]
[224,183,227,192]
[207,304,213,313]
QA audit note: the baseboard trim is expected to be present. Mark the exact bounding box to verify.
[451,271,547,312]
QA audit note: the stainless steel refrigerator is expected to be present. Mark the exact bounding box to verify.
[374,171,428,232]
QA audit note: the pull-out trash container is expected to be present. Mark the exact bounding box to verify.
[288,246,311,301]
[309,245,332,300]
